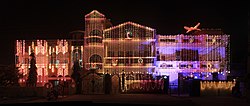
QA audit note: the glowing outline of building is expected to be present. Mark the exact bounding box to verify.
[15,10,230,87]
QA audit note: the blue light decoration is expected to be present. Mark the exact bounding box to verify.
[155,34,229,85]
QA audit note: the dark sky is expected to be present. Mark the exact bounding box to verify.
[0,0,247,71]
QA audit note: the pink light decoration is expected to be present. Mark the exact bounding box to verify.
[23,40,25,56]
[84,36,102,39]
[36,40,46,55]
[52,66,54,73]
[15,40,19,54]
[58,67,63,76]
[84,45,104,48]
[85,10,105,18]
[104,66,156,68]
[103,39,156,42]
[103,21,155,32]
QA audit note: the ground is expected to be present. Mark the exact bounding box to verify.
[0,94,249,106]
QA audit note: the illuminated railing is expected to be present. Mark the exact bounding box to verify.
[104,57,156,59]
[85,63,103,69]
[103,38,156,42]
[104,65,156,68]
[200,80,236,96]
[84,36,102,39]
[200,80,235,90]
[84,43,104,47]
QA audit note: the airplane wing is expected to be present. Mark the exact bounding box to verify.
[194,23,200,28]
[184,26,190,30]
[196,28,201,31]
[186,30,191,33]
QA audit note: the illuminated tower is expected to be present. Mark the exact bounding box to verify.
[84,10,111,73]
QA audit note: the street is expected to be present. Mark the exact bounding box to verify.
[2,94,246,106]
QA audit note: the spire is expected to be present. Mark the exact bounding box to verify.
[85,10,105,18]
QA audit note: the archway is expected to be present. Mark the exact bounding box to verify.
[89,54,102,63]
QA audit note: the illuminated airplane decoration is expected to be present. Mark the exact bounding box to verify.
[184,22,201,33]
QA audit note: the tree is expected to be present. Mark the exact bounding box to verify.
[0,64,20,87]
[71,61,82,94]
[26,52,37,87]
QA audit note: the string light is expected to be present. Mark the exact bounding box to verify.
[15,10,230,89]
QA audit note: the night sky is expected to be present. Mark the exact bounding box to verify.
[0,0,247,72]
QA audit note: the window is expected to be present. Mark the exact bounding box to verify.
[51,53,56,64]
[90,30,101,36]
[180,49,199,61]
[188,64,193,68]
[201,64,207,68]
[206,39,213,42]
[157,55,160,61]
[183,39,189,43]
[156,49,159,55]
[118,51,124,57]
[104,32,110,38]
[167,64,173,67]
[175,50,181,61]
[125,59,130,65]
[216,39,222,42]
[126,51,133,57]
[105,59,112,64]
[180,64,187,69]
[118,59,124,64]
[144,59,153,63]
[160,39,176,42]
[160,63,173,68]
[90,54,102,63]
[161,56,165,61]
[193,39,200,43]
[107,51,114,57]
[86,38,102,43]
[144,51,150,57]
[134,51,139,57]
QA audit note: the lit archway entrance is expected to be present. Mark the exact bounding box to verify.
[89,54,102,69]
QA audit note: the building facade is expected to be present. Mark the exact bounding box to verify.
[15,10,230,88]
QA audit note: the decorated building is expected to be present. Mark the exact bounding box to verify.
[15,10,230,92]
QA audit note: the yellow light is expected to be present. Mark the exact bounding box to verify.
[29,46,31,55]
[71,46,74,51]
[49,46,51,54]
[52,66,54,73]
[200,81,236,91]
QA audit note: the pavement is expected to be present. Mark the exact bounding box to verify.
[1,94,249,106]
